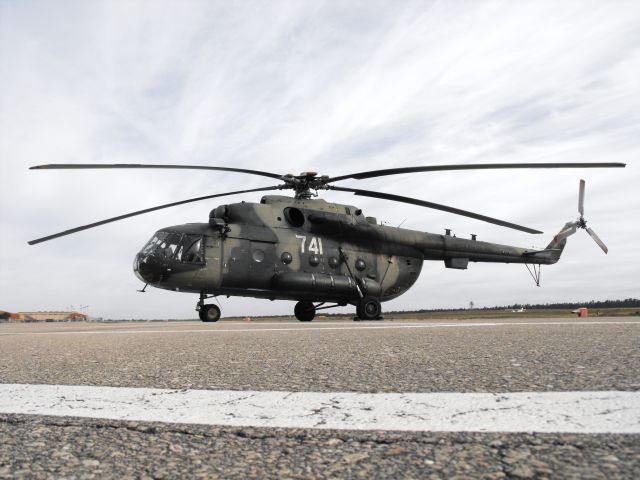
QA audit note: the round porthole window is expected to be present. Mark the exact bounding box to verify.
[281,252,293,264]
[328,257,340,268]
[252,249,265,262]
[309,255,320,266]
[355,258,366,271]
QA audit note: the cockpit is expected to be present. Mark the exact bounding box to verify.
[134,230,206,285]
[140,231,204,264]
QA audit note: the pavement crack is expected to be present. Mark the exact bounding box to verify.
[594,407,629,416]
[149,389,189,396]
[397,412,428,421]
[450,405,522,419]
[217,393,257,406]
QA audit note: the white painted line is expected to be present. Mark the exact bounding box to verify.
[1,321,639,337]
[0,384,638,433]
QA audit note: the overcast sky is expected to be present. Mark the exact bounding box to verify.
[1,0,638,319]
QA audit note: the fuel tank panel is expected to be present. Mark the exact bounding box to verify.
[273,272,358,296]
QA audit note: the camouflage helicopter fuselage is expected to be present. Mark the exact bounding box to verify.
[29,162,621,321]
[133,195,563,309]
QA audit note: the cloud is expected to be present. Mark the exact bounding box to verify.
[1,0,638,318]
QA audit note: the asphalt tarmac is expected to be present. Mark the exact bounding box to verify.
[1,318,639,478]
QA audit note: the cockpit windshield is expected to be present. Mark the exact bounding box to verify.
[141,232,204,264]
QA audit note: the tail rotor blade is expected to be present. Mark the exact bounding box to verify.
[578,179,585,217]
[586,227,609,254]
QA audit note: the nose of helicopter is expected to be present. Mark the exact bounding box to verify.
[133,252,167,284]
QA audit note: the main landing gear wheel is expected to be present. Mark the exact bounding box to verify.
[199,304,221,322]
[356,296,382,320]
[294,301,315,322]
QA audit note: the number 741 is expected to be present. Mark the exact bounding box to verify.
[295,235,324,255]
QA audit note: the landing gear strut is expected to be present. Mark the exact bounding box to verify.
[356,296,382,320]
[197,293,221,322]
[294,301,315,322]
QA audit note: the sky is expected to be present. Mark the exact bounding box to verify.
[1,0,639,319]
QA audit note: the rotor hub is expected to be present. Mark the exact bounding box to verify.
[577,217,587,229]
[281,172,331,199]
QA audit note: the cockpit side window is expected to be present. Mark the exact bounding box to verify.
[178,235,203,264]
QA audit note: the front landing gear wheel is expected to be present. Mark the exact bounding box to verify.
[294,301,315,322]
[199,304,221,322]
[356,296,382,320]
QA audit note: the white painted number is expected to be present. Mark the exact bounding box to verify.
[295,235,307,253]
[308,237,319,255]
[295,235,323,255]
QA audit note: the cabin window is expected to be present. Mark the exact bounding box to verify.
[252,249,265,263]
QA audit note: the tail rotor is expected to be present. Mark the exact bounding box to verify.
[572,179,609,254]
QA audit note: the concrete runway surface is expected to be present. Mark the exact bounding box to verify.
[1,318,639,478]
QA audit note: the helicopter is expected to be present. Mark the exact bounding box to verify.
[29,162,625,322]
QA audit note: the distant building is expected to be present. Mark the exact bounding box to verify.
[0,311,88,322]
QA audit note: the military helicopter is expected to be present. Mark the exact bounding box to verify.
[29,162,624,322]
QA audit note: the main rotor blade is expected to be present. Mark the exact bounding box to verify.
[30,163,284,180]
[586,227,608,254]
[28,185,283,245]
[330,186,542,234]
[327,162,626,183]
[578,179,585,217]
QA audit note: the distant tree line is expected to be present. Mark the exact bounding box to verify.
[502,298,640,310]
[391,298,640,314]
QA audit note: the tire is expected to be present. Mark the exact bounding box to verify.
[201,304,221,322]
[294,301,315,322]
[356,296,381,320]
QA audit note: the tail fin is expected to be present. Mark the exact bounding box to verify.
[543,221,575,262]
